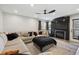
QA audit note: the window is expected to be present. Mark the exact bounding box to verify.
[73,19,79,39]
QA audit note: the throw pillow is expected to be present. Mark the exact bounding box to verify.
[0,49,19,55]
[6,33,18,41]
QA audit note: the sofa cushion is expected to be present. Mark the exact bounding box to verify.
[20,32,28,37]
[5,37,21,46]
[5,38,31,54]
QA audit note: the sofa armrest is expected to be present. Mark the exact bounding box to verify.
[21,36,34,43]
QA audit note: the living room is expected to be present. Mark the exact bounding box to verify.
[0,4,79,55]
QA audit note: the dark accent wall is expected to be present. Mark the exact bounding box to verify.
[38,21,41,30]
[51,16,70,40]
[46,22,49,30]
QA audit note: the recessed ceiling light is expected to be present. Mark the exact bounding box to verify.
[34,14,37,18]
[14,10,18,13]
[30,4,34,7]
[77,9,79,11]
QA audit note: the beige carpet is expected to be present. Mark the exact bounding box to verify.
[25,42,74,55]
[24,38,79,55]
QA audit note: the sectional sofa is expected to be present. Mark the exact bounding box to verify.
[0,32,31,55]
[0,31,48,55]
[1,32,79,55]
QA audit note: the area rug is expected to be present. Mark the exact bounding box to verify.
[24,38,79,55]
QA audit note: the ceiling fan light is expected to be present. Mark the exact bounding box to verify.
[30,4,34,7]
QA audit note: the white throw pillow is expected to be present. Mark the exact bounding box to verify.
[0,33,7,51]
[0,33,7,45]
[76,48,79,55]
[0,37,5,51]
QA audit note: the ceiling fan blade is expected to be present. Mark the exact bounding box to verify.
[48,10,56,13]
[36,13,42,14]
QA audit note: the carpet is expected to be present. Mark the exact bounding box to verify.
[24,38,79,55]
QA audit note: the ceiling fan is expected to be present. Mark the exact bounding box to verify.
[36,9,56,14]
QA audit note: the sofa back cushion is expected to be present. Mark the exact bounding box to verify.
[20,32,28,37]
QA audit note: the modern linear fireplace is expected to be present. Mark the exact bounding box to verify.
[54,29,66,39]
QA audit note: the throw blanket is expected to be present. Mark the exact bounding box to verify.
[32,36,57,51]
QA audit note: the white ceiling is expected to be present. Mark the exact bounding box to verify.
[0,4,79,21]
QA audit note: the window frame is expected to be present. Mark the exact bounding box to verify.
[73,19,79,39]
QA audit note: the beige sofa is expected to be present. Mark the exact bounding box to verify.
[19,32,34,43]
[19,30,49,43]
[0,33,31,55]
[0,31,50,55]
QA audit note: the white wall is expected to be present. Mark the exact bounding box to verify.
[0,11,3,32]
[70,13,79,41]
[3,13,38,32]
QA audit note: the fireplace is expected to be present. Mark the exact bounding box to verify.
[51,16,70,40]
[54,29,66,39]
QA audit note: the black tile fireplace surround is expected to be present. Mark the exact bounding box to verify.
[54,29,66,39]
[51,16,70,40]
[51,29,69,40]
